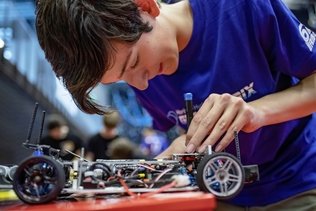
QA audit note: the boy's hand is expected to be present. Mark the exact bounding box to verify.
[185,93,262,154]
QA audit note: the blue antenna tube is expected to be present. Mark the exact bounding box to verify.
[184,92,193,129]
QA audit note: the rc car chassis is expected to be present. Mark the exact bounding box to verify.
[0,103,259,204]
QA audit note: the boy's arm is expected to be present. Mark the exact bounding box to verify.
[247,72,316,128]
[186,72,316,153]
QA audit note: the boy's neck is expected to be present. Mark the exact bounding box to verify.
[160,0,193,52]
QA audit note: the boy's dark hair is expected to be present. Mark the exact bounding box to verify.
[35,0,153,114]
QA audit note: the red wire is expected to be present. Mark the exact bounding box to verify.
[119,178,137,197]
[119,178,177,198]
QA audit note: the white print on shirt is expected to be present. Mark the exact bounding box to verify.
[167,105,199,126]
[233,82,257,100]
[299,23,316,52]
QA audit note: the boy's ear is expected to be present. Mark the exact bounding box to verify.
[135,0,160,17]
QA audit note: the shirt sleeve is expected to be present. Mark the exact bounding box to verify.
[253,0,316,79]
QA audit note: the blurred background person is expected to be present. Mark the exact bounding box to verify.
[40,114,85,161]
[140,127,170,159]
[106,137,144,159]
[86,110,122,161]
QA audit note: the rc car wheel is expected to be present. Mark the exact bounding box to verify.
[13,155,65,204]
[196,152,245,199]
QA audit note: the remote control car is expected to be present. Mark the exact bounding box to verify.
[3,103,259,204]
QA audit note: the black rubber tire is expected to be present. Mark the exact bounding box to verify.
[196,152,245,200]
[13,155,65,204]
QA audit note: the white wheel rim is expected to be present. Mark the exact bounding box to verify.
[202,155,243,198]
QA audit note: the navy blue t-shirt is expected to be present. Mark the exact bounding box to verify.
[133,0,316,206]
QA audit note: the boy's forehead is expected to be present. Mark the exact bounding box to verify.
[111,41,133,59]
[110,42,132,68]
[102,41,133,82]
[113,41,130,51]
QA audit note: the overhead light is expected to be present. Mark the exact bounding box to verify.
[0,38,4,49]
